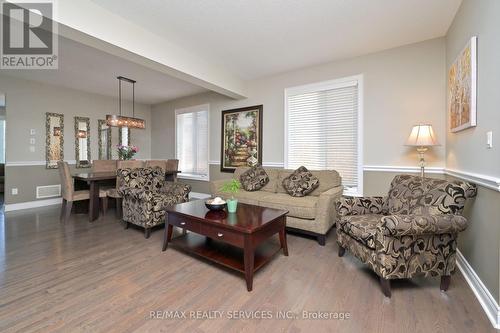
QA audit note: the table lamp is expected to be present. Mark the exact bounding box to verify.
[405,124,440,178]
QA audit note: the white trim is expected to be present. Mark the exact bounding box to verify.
[284,74,364,196]
[456,249,500,329]
[189,192,211,200]
[363,165,445,174]
[209,160,220,165]
[4,197,62,212]
[363,165,500,192]
[445,168,500,192]
[6,160,76,167]
[178,174,209,182]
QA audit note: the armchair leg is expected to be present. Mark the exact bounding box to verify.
[144,228,151,239]
[440,275,451,291]
[380,277,391,298]
[317,234,326,246]
[123,221,129,230]
[338,245,345,257]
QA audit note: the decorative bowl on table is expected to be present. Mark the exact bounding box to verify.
[205,197,227,211]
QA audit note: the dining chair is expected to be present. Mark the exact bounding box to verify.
[145,160,167,171]
[92,160,117,172]
[57,161,108,223]
[107,160,145,219]
[166,159,179,182]
[92,160,118,213]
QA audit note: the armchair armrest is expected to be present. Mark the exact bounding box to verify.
[379,214,468,237]
[336,196,387,217]
[162,181,191,202]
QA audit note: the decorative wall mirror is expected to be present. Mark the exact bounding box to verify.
[45,112,64,169]
[74,116,91,168]
[118,126,131,146]
[98,119,111,160]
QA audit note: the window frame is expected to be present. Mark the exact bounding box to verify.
[284,75,364,196]
[174,103,210,182]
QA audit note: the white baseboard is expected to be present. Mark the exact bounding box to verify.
[456,249,500,329]
[4,198,62,212]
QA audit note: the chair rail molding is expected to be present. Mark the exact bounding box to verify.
[363,165,500,192]
[6,160,77,167]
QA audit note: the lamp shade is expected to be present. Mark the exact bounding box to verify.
[405,124,440,147]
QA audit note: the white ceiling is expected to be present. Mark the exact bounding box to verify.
[0,37,207,104]
[90,0,462,80]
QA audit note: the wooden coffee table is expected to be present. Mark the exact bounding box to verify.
[162,200,289,291]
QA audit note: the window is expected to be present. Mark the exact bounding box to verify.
[175,104,209,181]
[285,75,363,196]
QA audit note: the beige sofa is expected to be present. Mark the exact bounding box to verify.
[210,167,343,245]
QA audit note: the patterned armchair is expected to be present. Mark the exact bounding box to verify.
[336,174,477,297]
[117,167,191,238]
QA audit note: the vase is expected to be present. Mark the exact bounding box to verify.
[227,199,238,213]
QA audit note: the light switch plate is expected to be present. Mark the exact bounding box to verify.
[487,131,493,148]
[29,145,35,152]
[30,129,36,135]
[11,188,18,195]
[29,138,35,145]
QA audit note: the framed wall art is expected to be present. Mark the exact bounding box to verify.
[220,105,263,173]
[449,36,477,132]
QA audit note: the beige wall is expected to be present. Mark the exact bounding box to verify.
[0,75,152,204]
[151,38,446,192]
[445,0,500,303]
[446,0,500,178]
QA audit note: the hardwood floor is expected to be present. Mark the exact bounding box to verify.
[0,205,495,332]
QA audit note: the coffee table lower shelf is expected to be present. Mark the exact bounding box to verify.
[170,232,282,274]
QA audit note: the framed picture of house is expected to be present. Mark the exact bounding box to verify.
[220,105,263,173]
[449,36,477,132]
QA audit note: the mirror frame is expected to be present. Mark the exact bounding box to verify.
[74,116,91,168]
[98,119,111,160]
[118,127,131,146]
[45,112,64,169]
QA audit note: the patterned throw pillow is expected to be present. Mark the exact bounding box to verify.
[282,166,320,197]
[239,165,269,191]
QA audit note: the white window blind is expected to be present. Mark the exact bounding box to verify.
[176,105,209,180]
[285,77,362,195]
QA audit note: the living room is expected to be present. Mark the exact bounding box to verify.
[0,0,499,332]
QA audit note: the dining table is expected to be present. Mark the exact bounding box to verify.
[72,170,181,222]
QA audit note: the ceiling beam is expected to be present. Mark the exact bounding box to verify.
[53,0,247,99]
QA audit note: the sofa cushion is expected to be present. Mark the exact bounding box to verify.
[234,167,278,193]
[257,193,317,219]
[282,166,319,197]
[277,169,341,196]
[338,214,382,250]
[309,170,342,196]
[229,190,264,205]
[239,165,269,191]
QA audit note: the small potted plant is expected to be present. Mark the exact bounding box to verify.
[220,179,241,213]
[117,144,138,160]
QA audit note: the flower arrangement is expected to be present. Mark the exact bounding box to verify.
[117,144,138,160]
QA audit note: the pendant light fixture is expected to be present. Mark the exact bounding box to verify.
[106,76,145,129]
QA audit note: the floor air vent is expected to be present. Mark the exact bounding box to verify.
[36,184,61,199]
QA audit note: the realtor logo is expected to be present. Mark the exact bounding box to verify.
[1,0,58,69]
